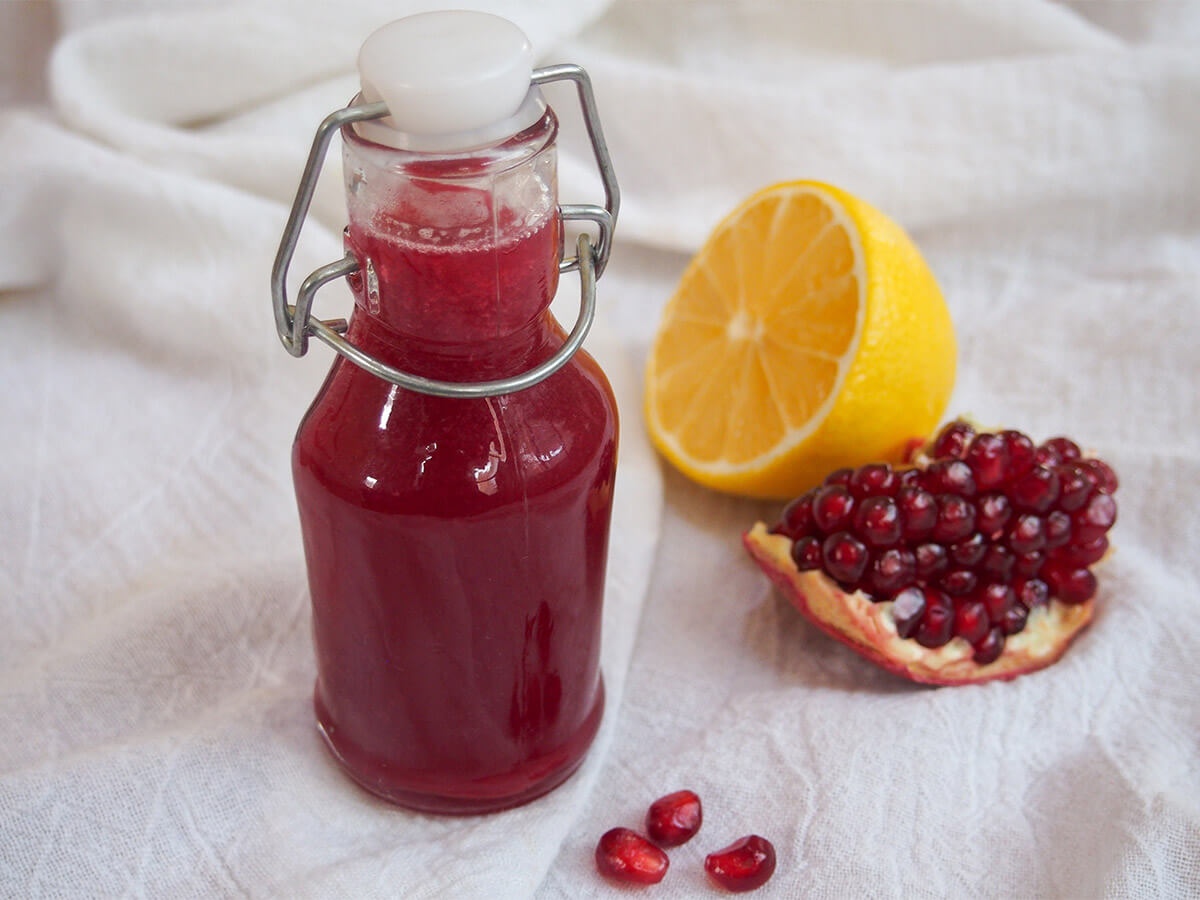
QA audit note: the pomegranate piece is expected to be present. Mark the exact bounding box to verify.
[748,419,1117,685]
[595,828,669,885]
[704,835,777,893]
[645,790,703,847]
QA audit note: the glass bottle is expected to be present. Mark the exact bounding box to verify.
[273,12,620,814]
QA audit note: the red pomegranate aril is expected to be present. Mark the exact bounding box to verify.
[949,532,987,567]
[896,467,923,490]
[973,627,1005,665]
[979,582,1015,622]
[965,433,1010,490]
[1053,535,1108,566]
[1000,430,1036,479]
[890,586,927,639]
[1073,492,1117,543]
[931,420,975,459]
[1007,514,1047,554]
[897,487,937,541]
[1010,466,1061,513]
[1002,602,1029,636]
[1084,458,1119,493]
[980,544,1015,583]
[868,547,917,595]
[924,459,977,497]
[704,835,777,893]
[1043,562,1097,604]
[1044,510,1072,549]
[1042,437,1081,463]
[595,828,669,885]
[778,491,816,538]
[1055,464,1094,512]
[976,493,1013,538]
[1034,445,1060,467]
[822,531,870,584]
[1014,577,1050,609]
[812,485,855,533]
[790,536,822,571]
[941,569,978,595]
[645,790,702,847]
[933,495,977,543]
[824,467,854,487]
[1014,550,1046,578]
[915,543,949,579]
[954,599,990,644]
[849,463,898,498]
[915,590,955,647]
[854,496,902,548]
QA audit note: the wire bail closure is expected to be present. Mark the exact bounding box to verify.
[270,65,619,399]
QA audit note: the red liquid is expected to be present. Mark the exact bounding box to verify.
[292,170,617,813]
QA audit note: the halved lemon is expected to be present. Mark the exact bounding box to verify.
[644,181,956,499]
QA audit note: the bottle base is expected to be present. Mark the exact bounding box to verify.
[313,678,605,815]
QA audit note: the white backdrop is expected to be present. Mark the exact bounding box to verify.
[2,1,1198,897]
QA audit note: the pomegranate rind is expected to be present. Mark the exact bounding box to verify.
[743,522,1093,685]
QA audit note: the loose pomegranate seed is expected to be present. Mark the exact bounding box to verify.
[822,531,869,584]
[1053,535,1108,566]
[1002,602,1029,636]
[595,828,669,885]
[778,491,816,538]
[975,493,1013,538]
[973,627,1005,664]
[824,468,854,487]
[941,569,978,596]
[979,582,1015,622]
[1042,562,1097,604]
[896,467,923,489]
[1014,550,1046,578]
[931,420,975,459]
[790,536,822,571]
[933,495,976,543]
[1044,510,1072,549]
[980,544,1015,582]
[1033,445,1061,467]
[949,532,987,567]
[1013,577,1050,608]
[915,590,954,647]
[1055,464,1094,512]
[915,543,949,579]
[1010,466,1061,513]
[1007,514,1047,554]
[854,496,902,548]
[897,487,937,541]
[1042,437,1081,463]
[954,599,989,644]
[704,835,777,893]
[1072,492,1117,543]
[868,547,916,595]
[812,485,855,533]
[923,459,977,497]
[1000,430,1036,479]
[645,790,702,847]
[849,463,898,498]
[890,586,926,639]
[1084,458,1119,493]
[964,433,1010,490]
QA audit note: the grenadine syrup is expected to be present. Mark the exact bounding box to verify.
[292,111,617,813]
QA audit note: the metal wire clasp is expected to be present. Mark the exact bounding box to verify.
[270,64,619,399]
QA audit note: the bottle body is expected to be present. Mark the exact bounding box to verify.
[292,111,617,812]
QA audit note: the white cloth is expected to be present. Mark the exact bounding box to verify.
[2,1,1198,897]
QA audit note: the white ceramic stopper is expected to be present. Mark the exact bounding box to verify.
[355,11,543,152]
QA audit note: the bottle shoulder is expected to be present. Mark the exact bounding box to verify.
[293,351,617,514]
